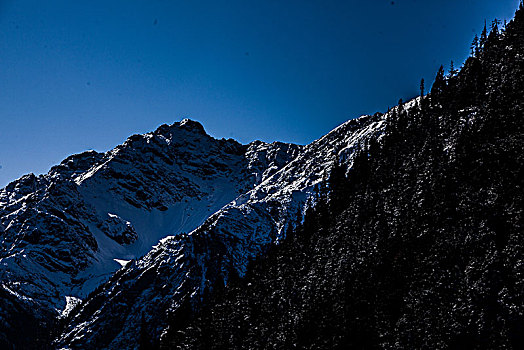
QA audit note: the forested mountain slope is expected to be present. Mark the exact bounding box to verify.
[161,5,524,349]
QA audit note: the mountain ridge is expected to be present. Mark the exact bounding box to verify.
[0,118,303,347]
[54,110,390,349]
[1,110,387,348]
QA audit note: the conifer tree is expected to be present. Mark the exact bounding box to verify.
[491,18,501,33]
[448,60,458,77]
[471,34,479,56]
[430,65,446,102]
[480,21,488,51]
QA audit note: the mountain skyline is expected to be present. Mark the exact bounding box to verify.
[1,2,524,348]
[0,0,521,187]
[0,106,385,348]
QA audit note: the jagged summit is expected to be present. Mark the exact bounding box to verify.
[179,118,207,134]
[153,118,209,138]
[0,105,390,348]
[0,117,303,347]
[55,107,393,349]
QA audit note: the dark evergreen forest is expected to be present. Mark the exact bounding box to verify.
[157,4,524,349]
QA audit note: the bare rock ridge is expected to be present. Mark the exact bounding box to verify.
[0,119,300,347]
[55,109,392,349]
[1,109,390,348]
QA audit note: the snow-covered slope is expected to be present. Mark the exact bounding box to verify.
[0,119,300,347]
[56,111,389,349]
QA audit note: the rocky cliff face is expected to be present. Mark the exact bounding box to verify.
[0,119,300,348]
[54,111,389,349]
[0,107,389,348]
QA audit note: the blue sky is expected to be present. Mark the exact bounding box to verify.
[0,0,520,187]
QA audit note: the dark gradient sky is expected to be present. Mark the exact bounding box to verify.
[0,0,520,187]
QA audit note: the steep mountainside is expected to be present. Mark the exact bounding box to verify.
[0,119,300,348]
[55,110,388,349]
[160,6,524,349]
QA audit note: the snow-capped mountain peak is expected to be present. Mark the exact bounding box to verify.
[0,118,300,346]
[54,109,391,348]
[0,106,394,348]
